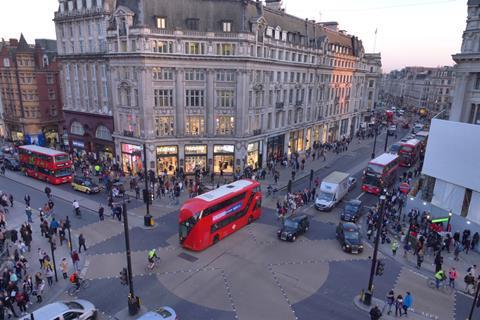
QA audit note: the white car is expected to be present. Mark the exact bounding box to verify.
[137,307,177,320]
[22,300,97,320]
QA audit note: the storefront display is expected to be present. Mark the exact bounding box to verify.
[289,130,304,154]
[213,145,235,174]
[267,135,284,161]
[156,145,178,175]
[96,144,114,161]
[122,143,143,175]
[184,145,207,173]
[72,140,86,156]
[305,127,312,151]
[247,141,262,169]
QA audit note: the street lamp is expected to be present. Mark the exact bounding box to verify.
[122,193,140,315]
[49,236,58,282]
[371,125,379,159]
[65,216,72,254]
[143,143,152,227]
[447,211,452,232]
[468,280,480,320]
[363,190,387,306]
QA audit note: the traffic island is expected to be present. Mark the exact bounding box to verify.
[353,295,429,320]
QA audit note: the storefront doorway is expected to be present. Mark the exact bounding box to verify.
[267,135,284,161]
[289,130,304,154]
[121,143,143,175]
[247,141,262,170]
[156,145,178,175]
[213,145,235,174]
[184,145,207,174]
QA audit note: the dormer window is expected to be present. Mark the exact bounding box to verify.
[186,18,199,31]
[222,21,232,33]
[156,17,166,29]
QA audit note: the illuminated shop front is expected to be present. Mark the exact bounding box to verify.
[267,135,284,161]
[289,129,304,154]
[121,143,143,175]
[184,145,207,173]
[156,145,178,175]
[213,145,235,174]
[247,141,262,169]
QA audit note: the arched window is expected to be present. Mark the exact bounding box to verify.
[95,125,112,141]
[70,121,85,135]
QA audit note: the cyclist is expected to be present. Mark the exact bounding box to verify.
[147,249,158,270]
[69,271,81,291]
[72,200,80,216]
[435,269,446,289]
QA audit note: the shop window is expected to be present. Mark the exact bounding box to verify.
[95,125,112,141]
[70,121,85,136]
[155,116,174,136]
[216,43,235,56]
[185,116,205,136]
[215,116,235,135]
[185,42,205,55]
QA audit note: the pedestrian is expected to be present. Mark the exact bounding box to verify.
[8,194,13,208]
[98,205,104,221]
[464,238,471,254]
[369,305,382,320]
[24,194,30,207]
[454,241,463,261]
[416,248,424,269]
[78,234,87,253]
[395,294,404,316]
[25,206,33,223]
[435,269,446,289]
[71,250,80,271]
[384,289,395,315]
[45,265,54,287]
[448,267,457,288]
[391,239,399,256]
[434,252,443,273]
[33,272,44,303]
[60,258,68,279]
[59,224,66,246]
[402,292,412,316]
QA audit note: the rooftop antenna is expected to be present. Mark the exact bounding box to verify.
[373,27,378,52]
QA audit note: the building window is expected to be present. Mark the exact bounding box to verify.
[185,42,205,55]
[215,116,235,135]
[46,74,54,84]
[154,89,173,107]
[222,21,232,33]
[216,70,236,82]
[185,69,205,81]
[70,121,85,136]
[3,58,10,67]
[152,68,173,80]
[186,18,199,30]
[368,91,373,100]
[50,105,57,116]
[153,40,173,53]
[95,125,112,141]
[185,116,205,136]
[154,116,174,136]
[48,89,56,100]
[474,74,480,90]
[369,80,374,88]
[216,89,235,107]
[469,104,480,125]
[156,17,166,29]
[185,90,205,107]
[216,43,235,56]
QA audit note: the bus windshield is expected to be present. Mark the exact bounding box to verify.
[179,216,197,242]
[364,174,380,187]
[55,154,70,162]
[55,168,72,177]
[367,164,384,174]
[401,146,413,153]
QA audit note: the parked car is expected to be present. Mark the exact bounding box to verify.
[387,125,397,136]
[3,157,20,171]
[389,143,402,155]
[336,222,363,254]
[136,307,177,320]
[21,299,97,320]
[340,200,363,223]
[71,176,101,194]
[277,215,310,242]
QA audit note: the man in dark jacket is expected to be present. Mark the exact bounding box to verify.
[369,305,382,320]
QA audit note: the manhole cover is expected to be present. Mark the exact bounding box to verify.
[178,252,198,262]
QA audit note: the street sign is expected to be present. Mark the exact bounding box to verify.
[399,182,410,194]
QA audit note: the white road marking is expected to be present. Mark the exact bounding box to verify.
[356,192,365,200]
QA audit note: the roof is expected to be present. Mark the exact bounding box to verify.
[415,131,429,137]
[402,139,421,146]
[370,153,399,166]
[340,222,358,230]
[16,34,33,53]
[197,179,254,202]
[19,145,67,156]
[323,171,350,184]
[31,302,69,319]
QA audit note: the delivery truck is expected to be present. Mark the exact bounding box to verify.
[315,171,351,211]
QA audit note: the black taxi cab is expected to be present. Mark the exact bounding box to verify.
[277,215,310,242]
[336,222,363,254]
[72,176,101,194]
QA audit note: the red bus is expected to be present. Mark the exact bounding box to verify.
[386,110,394,124]
[414,131,429,153]
[18,145,73,184]
[399,139,421,167]
[362,153,400,195]
[179,179,262,251]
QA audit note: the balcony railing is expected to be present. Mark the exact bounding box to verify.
[295,100,303,107]
[253,129,262,136]
[275,102,284,109]
[123,130,135,137]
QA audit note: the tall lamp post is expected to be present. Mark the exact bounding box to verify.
[383,129,390,152]
[122,194,140,315]
[447,211,453,232]
[371,125,379,159]
[468,282,480,320]
[65,216,72,254]
[48,236,58,282]
[364,191,387,305]
[143,143,152,226]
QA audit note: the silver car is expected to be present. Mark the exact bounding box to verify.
[21,299,97,320]
[137,307,177,320]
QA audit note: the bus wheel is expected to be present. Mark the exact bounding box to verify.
[248,216,253,224]
[213,235,219,245]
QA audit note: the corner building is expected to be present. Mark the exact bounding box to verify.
[106,0,380,175]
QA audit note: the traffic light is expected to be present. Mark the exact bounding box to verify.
[120,268,128,286]
[149,191,154,204]
[143,190,153,205]
[375,260,385,276]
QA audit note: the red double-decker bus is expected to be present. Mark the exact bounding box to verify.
[362,153,400,195]
[18,145,73,184]
[399,138,421,167]
[179,179,262,251]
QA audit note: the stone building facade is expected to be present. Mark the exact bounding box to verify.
[54,0,115,159]
[102,0,381,176]
[0,35,64,145]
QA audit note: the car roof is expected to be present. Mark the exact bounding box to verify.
[30,302,70,318]
[137,307,176,319]
[346,199,362,206]
[340,222,359,230]
[288,215,308,222]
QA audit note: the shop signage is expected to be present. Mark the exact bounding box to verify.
[214,145,234,154]
[72,140,85,148]
[185,145,207,155]
[122,143,141,154]
[157,146,178,155]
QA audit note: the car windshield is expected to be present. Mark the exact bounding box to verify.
[156,308,172,317]
[318,192,334,202]
[55,168,72,177]
[284,220,298,229]
[367,164,383,174]
[345,204,359,213]
[55,154,70,162]
[65,301,84,310]
[345,231,360,240]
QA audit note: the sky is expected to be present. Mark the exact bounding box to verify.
[0,0,467,72]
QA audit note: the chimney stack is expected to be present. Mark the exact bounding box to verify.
[265,0,283,11]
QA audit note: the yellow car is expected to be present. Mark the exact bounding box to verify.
[72,176,101,194]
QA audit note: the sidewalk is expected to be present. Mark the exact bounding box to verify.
[354,295,430,320]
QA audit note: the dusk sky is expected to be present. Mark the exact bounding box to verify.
[0,0,467,72]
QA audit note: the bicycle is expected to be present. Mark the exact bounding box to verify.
[145,256,160,272]
[427,278,453,295]
[67,278,90,296]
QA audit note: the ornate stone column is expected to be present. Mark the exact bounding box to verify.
[175,68,185,137]
[206,69,215,137]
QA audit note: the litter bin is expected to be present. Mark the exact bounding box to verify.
[363,290,373,306]
[128,295,140,315]
[144,214,154,227]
